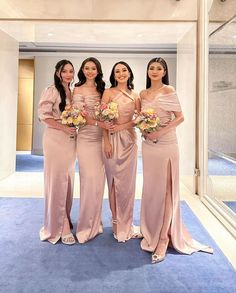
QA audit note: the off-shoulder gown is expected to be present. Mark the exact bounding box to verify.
[73,93,105,243]
[140,92,212,254]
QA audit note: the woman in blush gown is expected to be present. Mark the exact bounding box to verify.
[102,61,142,242]
[140,57,213,263]
[73,57,112,243]
[38,60,76,245]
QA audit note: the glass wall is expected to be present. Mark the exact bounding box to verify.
[206,14,236,236]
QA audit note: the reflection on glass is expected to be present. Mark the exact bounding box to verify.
[208,17,236,216]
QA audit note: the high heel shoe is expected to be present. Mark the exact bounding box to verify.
[151,253,165,264]
[61,233,76,245]
[151,238,169,264]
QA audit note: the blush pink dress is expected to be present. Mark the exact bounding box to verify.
[73,93,105,243]
[103,91,138,242]
[140,92,212,254]
[38,85,76,244]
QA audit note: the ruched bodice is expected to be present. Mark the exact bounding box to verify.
[73,93,102,142]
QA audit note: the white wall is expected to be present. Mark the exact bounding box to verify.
[176,24,197,193]
[32,53,176,155]
[0,30,19,179]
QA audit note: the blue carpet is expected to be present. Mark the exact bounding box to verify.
[16,154,79,172]
[208,157,236,176]
[224,201,236,213]
[16,154,236,176]
[0,198,235,293]
[16,154,142,174]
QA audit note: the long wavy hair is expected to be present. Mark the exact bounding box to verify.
[54,59,74,112]
[146,57,169,89]
[75,57,105,96]
[109,61,134,90]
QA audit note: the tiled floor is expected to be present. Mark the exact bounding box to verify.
[0,171,235,269]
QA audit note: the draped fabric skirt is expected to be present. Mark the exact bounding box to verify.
[141,139,212,254]
[103,129,137,242]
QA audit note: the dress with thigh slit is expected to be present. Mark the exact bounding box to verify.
[103,91,138,242]
[140,92,212,254]
[38,85,76,244]
[73,93,105,243]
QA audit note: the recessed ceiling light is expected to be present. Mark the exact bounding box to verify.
[233,35,236,39]
[137,34,143,38]
[47,32,53,37]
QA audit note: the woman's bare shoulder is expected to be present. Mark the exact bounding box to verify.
[163,85,175,94]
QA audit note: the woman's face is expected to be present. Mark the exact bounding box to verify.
[114,63,130,84]
[148,62,165,82]
[58,63,74,84]
[82,61,98,80]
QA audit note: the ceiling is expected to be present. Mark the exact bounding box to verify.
[0,21,196,53]
[0,1,235,54]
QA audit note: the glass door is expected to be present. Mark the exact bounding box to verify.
[203,15,236,237]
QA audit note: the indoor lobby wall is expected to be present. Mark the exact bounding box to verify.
[0,29,19,179]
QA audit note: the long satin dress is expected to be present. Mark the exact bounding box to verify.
[38,85,76,244]
[73,93,105,243]
[140,92,212,254]
[103,91,138,242]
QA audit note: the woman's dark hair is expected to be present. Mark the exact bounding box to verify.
[146,57,169,89]
[109,61,134,90]
[75,57,105,96]
[54,59,74,112]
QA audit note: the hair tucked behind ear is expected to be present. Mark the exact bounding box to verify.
[54,59,74,112]
[75,57,105,96]
[146,57,169,89]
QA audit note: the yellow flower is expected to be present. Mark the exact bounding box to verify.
[67,117,73,124]
[144,108,155,115]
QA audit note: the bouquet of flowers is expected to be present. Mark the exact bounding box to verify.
[94,101,119,122]
[61,105,87,130]
[134,108,160,133]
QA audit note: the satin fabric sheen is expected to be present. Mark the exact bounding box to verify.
[38,85,76,244]
[73,93,105,243]
[140,93,212,254]
[103,91,138,242]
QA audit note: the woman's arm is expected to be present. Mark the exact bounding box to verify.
[42,118,76,135]
[145,111,184,141]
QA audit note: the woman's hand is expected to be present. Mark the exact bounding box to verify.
[145,128,163,141]
[104,141,112,159]
[110,123,125,133]
[61,125,76,135]
[101,121,115,131]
